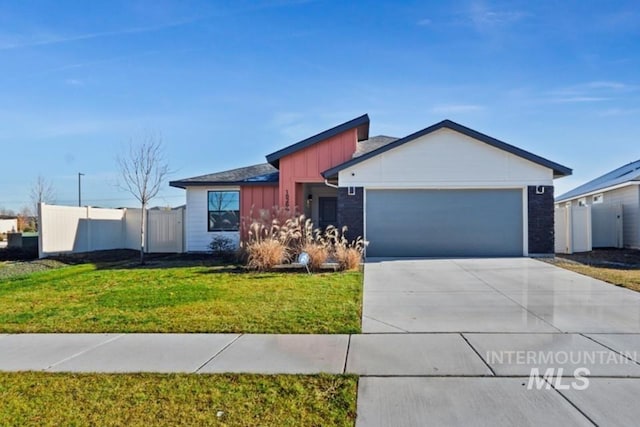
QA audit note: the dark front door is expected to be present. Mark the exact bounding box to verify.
[319,197,338,229]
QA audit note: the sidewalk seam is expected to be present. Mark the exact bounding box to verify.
[45,334,125,371]
[544,377,598,426]
[193,334,243,373]
[460,333,496,376]
[581,333,640,366]
[342,335,352,374]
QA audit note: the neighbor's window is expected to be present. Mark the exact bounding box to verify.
[208,191,240,231]
[592,193,604,204]
[578,197,587,207]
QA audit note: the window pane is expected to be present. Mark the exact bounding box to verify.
[209,210,239,231]
[208,191,239,211]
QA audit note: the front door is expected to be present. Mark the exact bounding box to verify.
[318,197,337,229]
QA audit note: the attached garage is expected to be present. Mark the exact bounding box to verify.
[323,120,573,258]
[366,189,524,257]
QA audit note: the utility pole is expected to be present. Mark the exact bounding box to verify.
[78,172,85,206]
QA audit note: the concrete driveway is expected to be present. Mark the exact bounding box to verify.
[358,258,640,426]
[362,257,640,333]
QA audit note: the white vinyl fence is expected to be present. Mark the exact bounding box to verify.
[555,205,592,254]
[39,203,184,258]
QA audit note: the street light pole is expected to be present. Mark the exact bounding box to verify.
[78,173,85,207]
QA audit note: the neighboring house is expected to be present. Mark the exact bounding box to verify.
[0,218,18,234]
[556,160,640,249]
[170,115,571,257]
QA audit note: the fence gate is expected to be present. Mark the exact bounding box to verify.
[147,208,184,253]
[554,205,592,254]
[592,204,623,248]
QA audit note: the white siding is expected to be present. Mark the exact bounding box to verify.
[0,219,18,233]
[185,186,240,252]
[569,185,640,249]
[338,128,554,188]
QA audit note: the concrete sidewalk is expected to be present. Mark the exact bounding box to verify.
[2,332,640,376]
[3,332,640,425]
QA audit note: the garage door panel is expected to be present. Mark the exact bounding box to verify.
[366,189,523,257]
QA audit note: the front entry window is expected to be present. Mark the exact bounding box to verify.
[208,191,240,231]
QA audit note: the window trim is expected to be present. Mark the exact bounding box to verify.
[577,197,587,206]
[592,193,604,204]
[207,190,240,232]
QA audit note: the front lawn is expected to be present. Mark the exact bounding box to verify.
[550,249,640,293]
[0,262,362,333]
[0,372,357,426]
[553,261,640,292]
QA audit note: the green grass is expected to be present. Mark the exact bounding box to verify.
[0,372,357,426]
[0,263,362,333]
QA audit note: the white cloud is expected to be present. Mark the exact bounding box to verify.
[468,2,529,29]
[0,18,201,51]
[550,96,610,103]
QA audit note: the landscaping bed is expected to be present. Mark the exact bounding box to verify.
[0,372,357,426]
[0,260,362,334]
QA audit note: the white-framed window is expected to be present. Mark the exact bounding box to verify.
[578,197,587,206]
[208,191,240,231]
[592,193,604,204]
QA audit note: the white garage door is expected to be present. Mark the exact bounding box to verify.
[366,189,523,257]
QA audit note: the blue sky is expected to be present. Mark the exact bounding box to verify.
[1,0,639,211]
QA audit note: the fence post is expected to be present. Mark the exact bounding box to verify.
[38,202,44,258]
[86,206,91,253]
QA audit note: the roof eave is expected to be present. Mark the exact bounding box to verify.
[322,119,572,179]
[556,180,640,203]
[266,114,370,168]
[169,180,278,189]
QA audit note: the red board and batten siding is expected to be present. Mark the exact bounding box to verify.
[278,128,358,211]
[239,185,279,221]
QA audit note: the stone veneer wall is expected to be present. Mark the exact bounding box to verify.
[337,187,364,241]
[528,185,554,254]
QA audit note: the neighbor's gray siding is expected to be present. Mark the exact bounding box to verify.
[528,185,554,254]
[570,185,640,249]
[337,187,364,241]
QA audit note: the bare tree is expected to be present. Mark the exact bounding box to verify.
[30,175,55,228]
[117,133,169,264]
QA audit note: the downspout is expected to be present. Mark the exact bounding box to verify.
[323,178,339,189]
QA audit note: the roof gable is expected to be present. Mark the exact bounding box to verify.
[322,119,572,179]
[556,159,640,202]
[266,114,370,168]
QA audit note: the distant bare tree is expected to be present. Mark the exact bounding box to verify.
[117,133,169,264]
[30,175,55,228]
[0,207,16,217]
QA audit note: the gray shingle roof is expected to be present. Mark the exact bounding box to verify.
[556,159,640,202]
[169,163,278,188]
[354,135,398,157]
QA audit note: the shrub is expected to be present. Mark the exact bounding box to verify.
[302,243,329,271]
[326,225,364,271]
[208,235,236,263]
[246,239,287,271]
[335,246,362,271]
